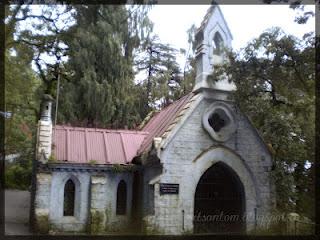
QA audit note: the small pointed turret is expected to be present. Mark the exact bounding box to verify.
[193,5,236,93]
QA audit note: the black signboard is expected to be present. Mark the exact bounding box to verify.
[159,183,179,195]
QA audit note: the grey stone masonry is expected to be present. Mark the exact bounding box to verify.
[142,93,274,235]
[34,173,52,234]
[35,169,134,234]
[49,171,90,233]
[36,120,52,162]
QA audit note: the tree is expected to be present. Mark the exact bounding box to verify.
[57,5,153,128]
[135,35,183,110]
[4,5,44,189]
[5,5,72,97]
[212,27,315,219]
[4,4,152,187]
[181,24,198,95]
[4,5,77,189]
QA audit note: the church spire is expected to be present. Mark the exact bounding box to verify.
[192,5,236,93]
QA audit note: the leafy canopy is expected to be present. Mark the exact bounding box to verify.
[212,27,315,218]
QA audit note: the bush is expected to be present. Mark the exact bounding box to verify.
[5,160,32,190]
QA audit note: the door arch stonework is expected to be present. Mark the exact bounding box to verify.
[194,162,245,233]
[181,146,260,233]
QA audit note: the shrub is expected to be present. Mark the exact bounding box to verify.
[5,160,32,190]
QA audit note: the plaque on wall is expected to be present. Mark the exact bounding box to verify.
[159,183,179,195]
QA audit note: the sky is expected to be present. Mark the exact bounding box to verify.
[19,4,315,76]
[147,5,315,67]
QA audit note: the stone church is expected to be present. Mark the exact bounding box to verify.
[31,5,275,235]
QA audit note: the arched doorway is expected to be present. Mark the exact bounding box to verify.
[194,162,245,234]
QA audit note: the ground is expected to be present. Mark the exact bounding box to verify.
[5,189,31,235]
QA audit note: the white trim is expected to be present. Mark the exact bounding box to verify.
[215,5,233,40]
[159,94,203,151]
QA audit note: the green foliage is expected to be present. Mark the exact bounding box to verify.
[212,27,315,219]
[48,154,57,163]
[181,24,197,94]
[5,159,32,190]
[3,4,152,188]
[35,212,49,234]
[5,5,72,97]
[88,159,98,165]
[112,164,134,173]
[90,210,105,234]
[5,6,43,190]
[58,5,153,129]
[263,1,315,24]
[135,35,184,110]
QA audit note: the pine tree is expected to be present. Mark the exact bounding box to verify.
[58,5,152,128]
[135,35,182,110]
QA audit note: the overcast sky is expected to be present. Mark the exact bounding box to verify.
[148,5,315,67]
[23,4,315,76]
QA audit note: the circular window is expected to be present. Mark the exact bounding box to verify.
[202,102,236,142]
[208,108,230,132]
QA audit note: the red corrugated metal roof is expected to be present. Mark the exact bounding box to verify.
[138,92,195,154]
[52,93,195,164]
[53,125,148,165]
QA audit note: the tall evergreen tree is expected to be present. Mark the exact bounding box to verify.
[58,5,152,128]
[135,35,182,110]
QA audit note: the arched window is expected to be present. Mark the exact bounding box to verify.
[213,32,224,55]
[116,180,127,215]
[63,179,75,216]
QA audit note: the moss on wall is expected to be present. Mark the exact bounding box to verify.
[143,227,163,235]
[90,210,105,234]
[104,207,111,232]
[35,212,49,234]
[141,219,163,235]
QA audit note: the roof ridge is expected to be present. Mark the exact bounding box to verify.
[158,93,193,111]
[54,125,149,134]
[154,94,192,136]
[142,93,194,130]
[138,92,196,154]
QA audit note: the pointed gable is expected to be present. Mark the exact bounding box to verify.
[196,5,233,43]
[138,93,196,154]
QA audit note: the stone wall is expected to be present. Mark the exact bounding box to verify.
[33,95,274,235]
[142,96,274,234]
[49,171,90,232]
[141,164,162,234]
[36,120,52,161]
[91,172,133,234]
[34,173,52,234]
[34,170,134,234]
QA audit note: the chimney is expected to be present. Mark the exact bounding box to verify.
[36,94,54,162]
